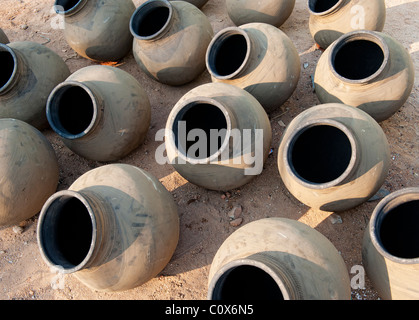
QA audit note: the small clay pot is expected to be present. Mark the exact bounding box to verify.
[47,65,151,162]
[226,0,295,27]
[0,41,70,129]
[130,0,213,85]
[308,0,386,49]
[314,30,415,122]
[0,28,9,44]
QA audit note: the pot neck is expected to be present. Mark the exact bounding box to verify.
[308,0,347,16]
[54,0,89,16]
[130,0,175,41]
[206,27,253,80]
[208,252,303,300]
[37,190,116,274]
[0,44,25,96]
[46,81,104,140]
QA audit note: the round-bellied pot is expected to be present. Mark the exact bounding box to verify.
[206,23,300,113]
[164,82,272,191]
[130,0,213,86]
[314,30,415,122]
[46,65,151,162]
[54,0,135,62]
[362,188,419,300]
[0,119,59,227]
[169,0,208,8]
[277,103,390,212]
[226,0,295,27]
[308,0,386,49]
[0,41,70,129]
[208,218,351,300]
[0,28,9,44]
[37,164,179,292]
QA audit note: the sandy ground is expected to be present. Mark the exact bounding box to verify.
[0,0,418,300]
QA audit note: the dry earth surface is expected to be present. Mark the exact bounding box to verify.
[0,0,418,301]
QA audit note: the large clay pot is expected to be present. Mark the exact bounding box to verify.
[208,218,351,300]
[169,0,208,8]
[206,23,300,113]
[0,42,70,129]
[314,30,415,122]
[308,0,386,49]
[226,0,295,27]
[37,164,179,292]
[0,28,9,44]
[46,65,151,162]
[277,103,390,212]
[54,0,135,62]
[130,0,213,86]
[0,119,59,227]
[362,188,419,300]
[164,82,272,191]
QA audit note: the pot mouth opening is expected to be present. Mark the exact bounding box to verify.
[37,191,95,273]
[372,190,419,262]
[206,28,251,80]
[331,31,388,83]
[287,121,357,188]
[47,82,97,140]
[54,0,85,15]
[171,99,230,163]
[209,261,287,300]
[308,0,343,15]
[130,0,172,40]
[0,44,17,94]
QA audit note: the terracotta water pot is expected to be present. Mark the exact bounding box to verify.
[0,41,70,129]
[314,30,415,122]
[208,218,351,300]
[46,65,151,162]
[170,0,208,8]
[130,0,213,85]
[226,0,295,27]
[206,23,300,113]
[164,82,272,191]
[277,103,390,212]
[0,119,59,227]
[54,0,135,62]
[362,188,419,300]
[37,164,179,292]
[0,28,9,44]
[308,0,386,49]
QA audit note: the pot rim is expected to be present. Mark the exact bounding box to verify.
[369,187,419,265]
[54,0,87,15]
[283,118,359,190]
[0,44,19,95]
[308,0,345,16]
[329,30,390,84]
[206,26,252,80]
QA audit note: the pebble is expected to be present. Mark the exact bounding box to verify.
[329,214,342,225]
[230,217,243,227]
[228,204,243,220]
[20,24,28,30]
[12,226,24,234]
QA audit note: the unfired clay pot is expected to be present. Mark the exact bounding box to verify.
[37,164,179,292]
[208,218,351,300]
[277,103,390,212]
[0,41,70,129]
[165,82,272,191]
[0,119,59,227]
[47,65,151,162]
[314,30,415,122]
[308,0,386,49]
[226,0,295,27]
[54,0,135,62]
[206,23,300,113]
[362,188,419,300]
[130,0,213,85]
[0,28,9,44]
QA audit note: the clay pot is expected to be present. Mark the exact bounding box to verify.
[314,30,415,122]
[206,23,300,113]
[0,28,9,44]
[308,0,386,49]
[130,0,213,85]
[362,188,419,300]
[54,0,135,62]
[208,218,351,300]
[164,82,272,191]
[0,41,70,129]
[37,164,179,292]
[0,119,59,227]
[277,103,390,212]
[46,65,151,162]
[169,0,208,8]
[226,0,295,27]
